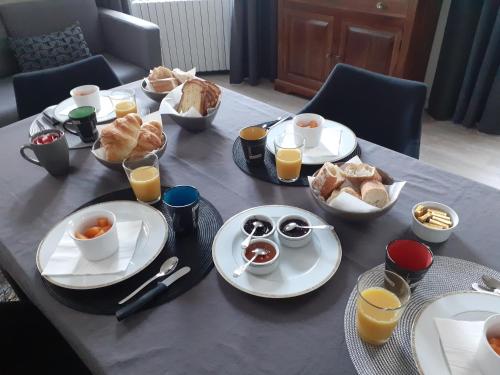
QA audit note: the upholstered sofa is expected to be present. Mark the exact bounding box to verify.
[0,0,161,127]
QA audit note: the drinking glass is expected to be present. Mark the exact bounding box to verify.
[274,132,305,183]
[122,153,161,204]
[356,269,410,345]
[110,89,137,118]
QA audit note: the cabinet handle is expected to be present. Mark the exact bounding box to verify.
[376,1,386,10]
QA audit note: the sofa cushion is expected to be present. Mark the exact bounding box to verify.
[0,18,18,78]
[0,0,103,53]
[103,53,147,84]
[0,77,19,127]
[9,22,91,72]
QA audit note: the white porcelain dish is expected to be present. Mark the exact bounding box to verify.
[475,314,500,375]
[212,205,342,298]
[53,90,115,124]
[411,201,459,243]
[266,119,356,165]
[240,214,276,239]
[276,214,312,248]
[37,201,168,290]
[412,291,500,374]
[242,238,280,276]
[293,113,324,148]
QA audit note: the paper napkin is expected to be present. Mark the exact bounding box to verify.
[305,128,342,161]
[42,221,143,276]
[434,318,483,375]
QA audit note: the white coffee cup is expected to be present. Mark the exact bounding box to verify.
[70,85,101,112]
[293,113,324,148]
[475,314,500,375]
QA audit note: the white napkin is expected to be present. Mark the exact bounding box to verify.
[305,128,342,160]
[434,318,483,375]
[42,221,143,276]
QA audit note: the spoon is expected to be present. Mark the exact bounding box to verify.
[118,256,179,305]
[241,221,263,249]
[284,222,334,232]
[482,275,500,293]
[472,283,500,296]
[233,249,268,278]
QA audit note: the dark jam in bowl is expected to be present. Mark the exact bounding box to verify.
[243,218,273,237]
[280,219,310,237]
[245,242,277,263]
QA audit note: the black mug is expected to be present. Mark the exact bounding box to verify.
[239,125,268,165]
[162,186,200,235]
[63,106,98,143]
[20,129,69,176]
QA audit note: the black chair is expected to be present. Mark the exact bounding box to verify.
[13,55,121,119]
[299,64,427,158]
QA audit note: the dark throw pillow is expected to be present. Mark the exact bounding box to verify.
[8,22,91,72]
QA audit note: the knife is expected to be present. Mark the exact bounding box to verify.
[260,114,293,130]
[116,266,191,321]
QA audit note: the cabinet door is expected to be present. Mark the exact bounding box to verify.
[338,18,403,76]
[280,8,336,89]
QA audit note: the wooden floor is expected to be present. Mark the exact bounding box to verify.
[202,74,500,190]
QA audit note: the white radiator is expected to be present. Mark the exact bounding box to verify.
[131,0,233,72]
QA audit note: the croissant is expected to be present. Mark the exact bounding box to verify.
[129,121,163,159]
[100,113,142,162]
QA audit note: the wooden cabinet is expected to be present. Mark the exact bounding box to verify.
[275,0,442,97]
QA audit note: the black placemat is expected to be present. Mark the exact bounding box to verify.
[232,138,361,186]
[41,187,222,315]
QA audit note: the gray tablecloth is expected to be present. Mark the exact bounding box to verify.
[0,85,499,375]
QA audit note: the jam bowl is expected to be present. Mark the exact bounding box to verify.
[277,214,313,248]
[240,214,276,239]
[240,238,280,276]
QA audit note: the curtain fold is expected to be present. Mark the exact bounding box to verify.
[95,0,130,14]
[229,0,277,85]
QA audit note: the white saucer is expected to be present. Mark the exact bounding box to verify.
[266,119,357,165]
[53,90,116,124]
[36,201,168,290]
[212,205,342,298]
[412,291,500,374]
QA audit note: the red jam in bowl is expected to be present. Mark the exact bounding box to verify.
[244,242,277,263]
[33,132,60,145]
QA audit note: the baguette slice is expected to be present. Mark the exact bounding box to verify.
[342,163,377,184]
[340,186,361,199]
[150,78,178,93]
[360,180,389,208]
[312,162,345,199]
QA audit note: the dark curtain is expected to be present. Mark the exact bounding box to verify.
[230,0,277,85]
[428,0,500,134]
[95,0,130,14]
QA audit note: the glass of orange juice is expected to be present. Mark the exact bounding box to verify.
[274,132,305,183]
[110,89,137,118]
[356,269,410,345]
[122,153,161,204]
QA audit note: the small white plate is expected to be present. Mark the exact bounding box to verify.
[212,205,342,298]
[266,119,357,165]
[36,201,168,290]
[53,91,116,124]
[412,291,500,374]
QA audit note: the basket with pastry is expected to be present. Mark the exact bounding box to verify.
[91,113,167,171]
[159,78,222,132]
[308,156,406,220]
[142,66,196,102]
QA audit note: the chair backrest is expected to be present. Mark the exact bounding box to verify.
[0,0,103,54]
[13,55,121,119]
[0,17,18,78]
[299,64,427,158]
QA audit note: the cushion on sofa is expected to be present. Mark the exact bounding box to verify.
[0,77,19,127]
[0,19,18,78]
[0,0,103,53]
[102,53,147,84]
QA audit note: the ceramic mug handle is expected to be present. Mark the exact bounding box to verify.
[19,144,41,166]
[62,120,80,135]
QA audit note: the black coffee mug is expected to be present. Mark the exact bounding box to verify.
[20,129,69,176]
[239,125,268,165]
[385,239,433,290]
[63,106,98,143]
[162,186,200,235]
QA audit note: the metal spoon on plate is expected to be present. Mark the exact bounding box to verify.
[233,249,268,278]
[241,221,263,249]
[284,222,334,232]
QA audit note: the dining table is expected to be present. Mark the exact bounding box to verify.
[0,80,499,375]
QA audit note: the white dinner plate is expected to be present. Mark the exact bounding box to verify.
[212,205,342,298]
[36,201,168,290]
[53,90,116,124]
[266,119,357,165]
[412,291,500,374]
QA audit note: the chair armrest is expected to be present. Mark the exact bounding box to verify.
[99,8,162,71]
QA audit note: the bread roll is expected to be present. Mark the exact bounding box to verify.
[342,163,377,184]
[148,66,174,80]
[312,162,345,199]
[100,113,142,162]
[150,78,178,93]
[360,180,388,208]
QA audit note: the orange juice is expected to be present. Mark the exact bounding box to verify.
[129,166,161,203]
[276,148,302,181]
[356,287,402,345]
[115,100,137,118]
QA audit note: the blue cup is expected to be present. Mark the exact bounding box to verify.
[163,186,200,235]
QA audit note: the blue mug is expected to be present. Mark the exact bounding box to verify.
[163,186,200,235]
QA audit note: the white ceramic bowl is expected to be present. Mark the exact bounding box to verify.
[411,201,459,243]
[475,314,500,375]
[70,84,101,112]
[277,214,313,248]
[240,214,276,239]
[67,209,118,261]
[293,113,324,148]
[241,238,280,276]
